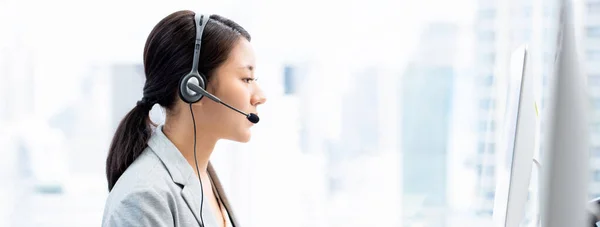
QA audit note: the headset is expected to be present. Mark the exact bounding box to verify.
[178,13,258,227]
[179,14,259,124]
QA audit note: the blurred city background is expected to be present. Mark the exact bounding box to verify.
[0,0,596,226]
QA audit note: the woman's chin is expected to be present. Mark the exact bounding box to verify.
[227,130,251,143]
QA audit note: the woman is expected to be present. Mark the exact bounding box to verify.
[102,10,266,227]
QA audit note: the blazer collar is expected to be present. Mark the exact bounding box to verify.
[147,125,194,186]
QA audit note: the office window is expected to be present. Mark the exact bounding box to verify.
[543,6,556,16]
[589,2,600,14]
[592,123,600,133]
[512,6,532,17]
[478,31,495,42]
[478,142,495,154]
[477,209,494,216]
[587,51,600,61]
[541,97,546,110]
[479,98,494,110]
[283,65,297,95]
[484,166,495,176]
[512,30,531,42]
[588,26,600,38]
[543,53,555,65]
[590,146,600,157]
[543,28,553,42]
[589,75,600,86]
[593,98,600,109]
[478,9,496,19]
[484,53,495,64]
[524,7,532,17]
[481,74,494,86]
[594,170,600,182]
[479,120,496,132]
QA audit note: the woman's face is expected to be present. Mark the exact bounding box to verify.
[195,38,267,142]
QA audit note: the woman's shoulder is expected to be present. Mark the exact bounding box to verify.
[101,181,176,227]
[105,148,177,203]
[102,148,179,226]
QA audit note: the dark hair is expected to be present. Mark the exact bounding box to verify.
[105,10,251,191]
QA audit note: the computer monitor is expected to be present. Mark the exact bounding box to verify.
[492,45,538,227]
[540,0,589,226]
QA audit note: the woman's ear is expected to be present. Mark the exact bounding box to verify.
[204,75,220,95]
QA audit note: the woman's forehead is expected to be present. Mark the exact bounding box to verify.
[222,39,255,71]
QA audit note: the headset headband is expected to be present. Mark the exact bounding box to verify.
[191,14,209,74]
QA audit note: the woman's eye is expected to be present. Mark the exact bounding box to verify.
[243,78,256,83]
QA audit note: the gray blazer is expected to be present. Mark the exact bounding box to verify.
[102,125,239,227]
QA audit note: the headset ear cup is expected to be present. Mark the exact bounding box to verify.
[199,73,208,90]
[179,73,206,103]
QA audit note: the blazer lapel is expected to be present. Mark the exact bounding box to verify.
[181,175,204,226]
[147,125,204,226]
[208,163,240,227]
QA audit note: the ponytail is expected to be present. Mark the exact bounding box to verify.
[106,103,153,191]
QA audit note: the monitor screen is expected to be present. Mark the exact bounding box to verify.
[502,46,526,178]
[493,45,534,227]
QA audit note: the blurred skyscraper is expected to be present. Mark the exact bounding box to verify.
[109,63,145,132]
[399,22,458,227]
[584,0,600,199]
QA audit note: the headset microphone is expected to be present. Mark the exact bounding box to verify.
[186,82,260,123]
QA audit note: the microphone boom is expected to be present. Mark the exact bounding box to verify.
[187,82,260,123]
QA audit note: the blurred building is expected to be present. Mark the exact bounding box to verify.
[109,63,145,132]
[399,22,459,227]
[584,0,600,199]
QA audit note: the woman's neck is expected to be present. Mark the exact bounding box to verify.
[162,117,218,176]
